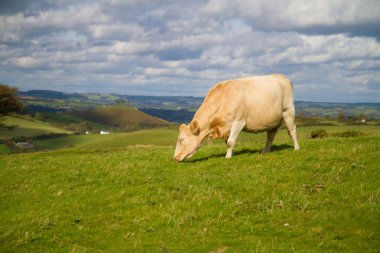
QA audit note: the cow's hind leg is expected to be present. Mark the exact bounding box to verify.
[225,120,245,158]
[282,109,300,150]
[262,128,278,154]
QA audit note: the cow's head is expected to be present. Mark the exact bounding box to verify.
[174,120,201,162]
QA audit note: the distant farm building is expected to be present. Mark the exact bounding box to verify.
[100,130,110,135]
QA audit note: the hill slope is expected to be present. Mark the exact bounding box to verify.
[70,105,169,130]
[0,116,72,140]
[20,90,380,123]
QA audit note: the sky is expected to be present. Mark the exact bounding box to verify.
[0,0,380,102]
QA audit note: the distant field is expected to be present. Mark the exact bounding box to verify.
[33,129,177,151]
[1,125,379,252]
[295,101,380,119]
[0,144,11,154]
[0,116,72,140]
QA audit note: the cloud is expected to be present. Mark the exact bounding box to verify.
[202,0,380,39]
[0,0,379,102]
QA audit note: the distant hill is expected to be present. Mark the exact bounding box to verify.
[19,89,380,123]
[295,101,380,119]
[70,105,170,131]
[0,115,72,140]
[140,108,195,123]
[121,95,203,110]
[20,90,87,100]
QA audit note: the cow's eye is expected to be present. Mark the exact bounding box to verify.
[179,138,184,143]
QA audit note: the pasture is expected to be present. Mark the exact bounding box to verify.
[1,125,379,252]
[0,116,72,139]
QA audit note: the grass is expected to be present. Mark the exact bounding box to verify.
[1,125,379,252]
[0,144,11,154]
[33,128,177,151]
[39,112,112,130]
[0,116,72,140]
[70,105,169,129]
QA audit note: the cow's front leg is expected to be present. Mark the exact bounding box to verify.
[225,120,245,158]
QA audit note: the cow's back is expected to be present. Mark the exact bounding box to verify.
[209,75,294,132]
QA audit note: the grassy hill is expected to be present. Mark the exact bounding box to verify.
[0,116,72,139]
[36,112,112,131]
[70,105,169,131]
[32,128,176,151]
[20,90,380,123]
[0,106,170,154]
[0,115,73,154]
[1,125,379,252]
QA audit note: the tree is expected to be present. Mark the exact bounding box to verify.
[67,121,93,134]
[0,83,24,116]
[115,98,127,105]
[78,121,93,134]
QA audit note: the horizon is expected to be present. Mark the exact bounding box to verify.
[19,88,380,105]
[1,1,380,103]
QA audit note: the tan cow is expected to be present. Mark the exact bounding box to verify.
[174,74,300,162]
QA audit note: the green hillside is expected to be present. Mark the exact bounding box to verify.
[0,116,72,140]
[20,90,380,123]
[70,105,169,130]
[33,128,177,151]
[1,126,379,252]
[38,112,112,131]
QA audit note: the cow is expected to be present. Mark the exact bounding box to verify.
[174,74,300,162]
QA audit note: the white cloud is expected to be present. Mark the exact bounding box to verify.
[202,0,380,36]
[268,34,380,65]
[12,56,42,68]
[89,23,145,40]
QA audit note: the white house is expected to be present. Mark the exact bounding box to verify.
[100,130,110,135]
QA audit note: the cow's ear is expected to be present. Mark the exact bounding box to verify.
[190,120,200,135]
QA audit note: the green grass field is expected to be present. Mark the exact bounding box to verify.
[32,128,178,151]
[0,116,72,139]
[1,126,379,252]
[38,112,112,131]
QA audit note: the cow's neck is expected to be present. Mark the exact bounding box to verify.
[193,101,218,141]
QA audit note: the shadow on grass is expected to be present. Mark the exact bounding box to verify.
[187,144,293,163]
